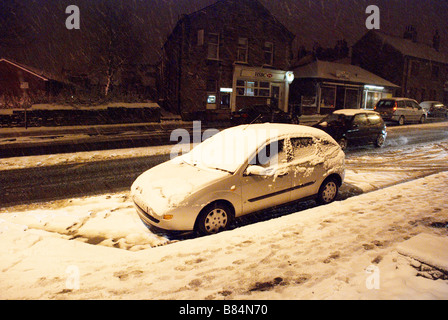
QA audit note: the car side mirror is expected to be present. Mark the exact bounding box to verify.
[245,165,267,176]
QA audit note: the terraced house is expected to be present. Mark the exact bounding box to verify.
[352,28,448,106]
[157,0,295,120]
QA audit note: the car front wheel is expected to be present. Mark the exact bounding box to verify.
[195,203,232,236]
[317,178,339,205]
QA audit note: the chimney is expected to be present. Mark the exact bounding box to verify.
[404,25,417,42]
[433,30,440,51]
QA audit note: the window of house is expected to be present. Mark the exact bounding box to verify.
[207,33,220,60]
[197,29,204,46]
[263,42,274,65]
[236,38,248,63]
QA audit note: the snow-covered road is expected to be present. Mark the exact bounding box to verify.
[1,136,448,299]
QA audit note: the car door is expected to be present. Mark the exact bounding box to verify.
[289,137,323,200]
[347,113,369,143]
[411,101,424,121]
[367,113,383,142]
[404,100,417,121]
[241,139,292,214]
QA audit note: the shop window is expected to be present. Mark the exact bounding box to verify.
[236,80,272,97]
[207,33,220,60]
[344,89,359,109]
[236,38,248,63]
[320,86,336,108]
[263,42,274,65]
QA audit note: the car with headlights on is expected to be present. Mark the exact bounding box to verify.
[131,124,345,235]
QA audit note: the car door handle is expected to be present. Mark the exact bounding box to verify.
[276,171,289,177]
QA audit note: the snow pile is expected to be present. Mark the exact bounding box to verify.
[1,171,448,299]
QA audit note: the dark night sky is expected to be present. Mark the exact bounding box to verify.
[1,0,447,76]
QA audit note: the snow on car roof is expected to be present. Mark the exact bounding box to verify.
[333,109,379,116]
[184,123,337,173]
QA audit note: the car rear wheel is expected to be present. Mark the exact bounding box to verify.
[317,178,339,205]
[195,203,232,236]
[398,116,405,126]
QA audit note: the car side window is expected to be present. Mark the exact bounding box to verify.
[253,139,287,168]
[291,137,316,160]
[411,102,421,110]
[405,100,414,108]
[353,114,368,126]
[397,101,405,108]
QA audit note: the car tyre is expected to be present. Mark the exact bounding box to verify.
[195,202,232,236]
[419,115,425,124]
[375,133,386,148]
[398,116,405,126]
[338,137,348,151]
[317,178,339,205]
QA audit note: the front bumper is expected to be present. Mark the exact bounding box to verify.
[132,195,198,232]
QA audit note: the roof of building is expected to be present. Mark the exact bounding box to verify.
[165,0,295,48]
[292,60,400,88]
[0,58,49,81]
[370,31,448,64]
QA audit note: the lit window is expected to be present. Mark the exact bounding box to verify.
[236,80,271,97]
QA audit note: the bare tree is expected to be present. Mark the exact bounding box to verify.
[88,1,143,97]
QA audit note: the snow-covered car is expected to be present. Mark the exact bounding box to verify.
[131,124,345,235]
[314,109,387,150]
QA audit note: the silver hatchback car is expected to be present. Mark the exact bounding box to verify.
[131,124,345,235]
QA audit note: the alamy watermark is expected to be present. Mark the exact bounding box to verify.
[365,265,380,290]
[65,5,80,30]
[366,5,380,30]
[65,265,80,290]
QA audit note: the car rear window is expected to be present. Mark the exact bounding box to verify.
[376,100,395,108]
[367,113,382,125]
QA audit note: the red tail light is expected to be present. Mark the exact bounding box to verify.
[393,102,398,111]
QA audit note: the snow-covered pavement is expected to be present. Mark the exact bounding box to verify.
[1,139,448,299]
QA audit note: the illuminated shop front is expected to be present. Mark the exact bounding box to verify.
[229,65,294,113]
[290,61,399,115]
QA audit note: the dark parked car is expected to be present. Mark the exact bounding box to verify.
[231,105,299,125]
[420,101,448,118]
[314,109,387,150]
